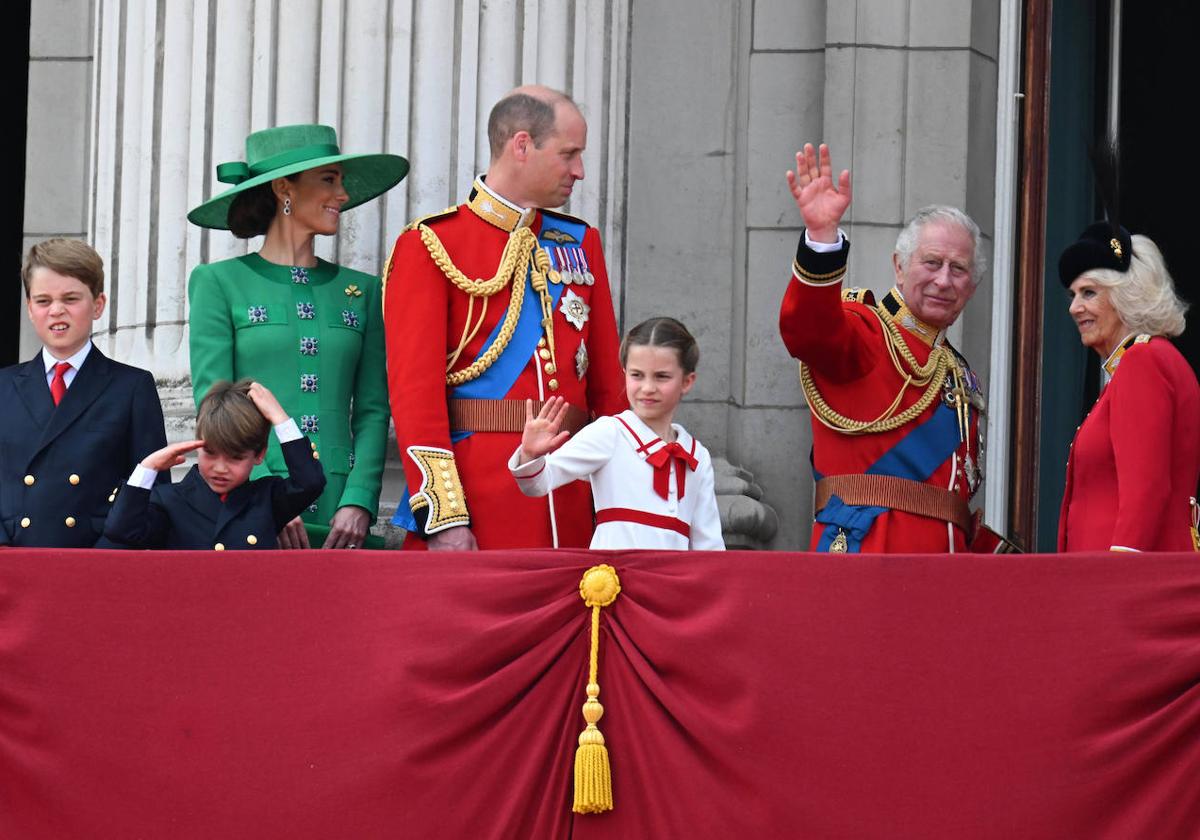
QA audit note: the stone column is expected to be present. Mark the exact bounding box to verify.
[75,0,631,495]
[624,0,1000,548]
[19,0,94,361]
[83,0,630,387]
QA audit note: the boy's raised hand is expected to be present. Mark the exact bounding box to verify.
[140,439,205,473]
[247,381,289,426]
[519,397,571,464]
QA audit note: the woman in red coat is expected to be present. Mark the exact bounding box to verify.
[1057,223,1200,552]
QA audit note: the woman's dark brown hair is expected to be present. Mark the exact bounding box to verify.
[226,176,299,239]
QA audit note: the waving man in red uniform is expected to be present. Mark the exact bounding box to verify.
[779,143,989,553]
[384,86,625,550]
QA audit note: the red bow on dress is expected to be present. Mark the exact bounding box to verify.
[645,441,698,500]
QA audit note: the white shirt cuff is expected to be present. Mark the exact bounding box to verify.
[805,229,846,252]
[275,418,302,443]
[508,446,546,477]
[127,463,158,489]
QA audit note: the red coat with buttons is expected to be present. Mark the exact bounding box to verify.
[384,200,626,549]
[779,234,983,553]
[1058,337,1200,552]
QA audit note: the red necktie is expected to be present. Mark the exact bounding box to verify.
[50,362,72,406]
[645,441,699,500]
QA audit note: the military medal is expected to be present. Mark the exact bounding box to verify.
[559,288,590,330]
[830,529,848,553]
[964,453,980,494]
[575,342,589,380]
[575,248,594,285]
[550,247,568,283]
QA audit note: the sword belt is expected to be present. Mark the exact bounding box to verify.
[449,398,588,435]
[815,474,972,534]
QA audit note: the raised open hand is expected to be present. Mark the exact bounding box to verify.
[139,439,205,473]
[786,143,852,243]
[519,397,571,463]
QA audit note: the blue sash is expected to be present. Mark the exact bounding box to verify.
[814,403,960,552]
[392,214,587,530]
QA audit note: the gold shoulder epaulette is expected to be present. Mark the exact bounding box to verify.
[403,206,458,232]
[842,287,875,305]
[541,207,590,227]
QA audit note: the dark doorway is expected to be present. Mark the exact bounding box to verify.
[1030,0,1194,551]
[3,1,32,368]
[1120,0,1195,377]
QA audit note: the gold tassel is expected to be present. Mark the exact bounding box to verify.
[573,564,621,814]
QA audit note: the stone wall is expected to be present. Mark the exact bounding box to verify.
[23,0,1002,549]
[623,0,1000,547]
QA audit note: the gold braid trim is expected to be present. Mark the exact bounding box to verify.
[406,447,470,533]
[800,306,954,435]
[419,223,536,296]
[416,223,547,386]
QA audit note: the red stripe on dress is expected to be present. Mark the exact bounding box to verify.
[615,415,661,454]
[515,462,546,480]
[596,507,690,538]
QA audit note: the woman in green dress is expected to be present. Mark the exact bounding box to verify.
[187,124,407,548]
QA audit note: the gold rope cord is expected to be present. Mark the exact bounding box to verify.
[573,564,621,815]
[416,223,545,386]
[800,306,955,435]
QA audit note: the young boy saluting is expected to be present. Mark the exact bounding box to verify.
[0,239,167,548]
[104,380,326,550]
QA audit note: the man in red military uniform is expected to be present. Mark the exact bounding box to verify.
[779,143,987,553]
[384,86,625,550]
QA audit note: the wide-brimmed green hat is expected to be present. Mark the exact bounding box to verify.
[187,124,409,230]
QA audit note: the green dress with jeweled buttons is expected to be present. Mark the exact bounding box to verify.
[187,253,389,541]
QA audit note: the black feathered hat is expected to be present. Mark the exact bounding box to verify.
[1058,221,1133,286]
[1057,139,1133,286]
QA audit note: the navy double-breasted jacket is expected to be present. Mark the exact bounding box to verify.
[103,436,326,550]
[0,346,167,547]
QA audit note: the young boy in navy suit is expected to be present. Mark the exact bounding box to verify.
[104,380,326,550]
[0,239,167,548]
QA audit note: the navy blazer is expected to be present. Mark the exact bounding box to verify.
[103,436,326,550]
[0,345,167,547]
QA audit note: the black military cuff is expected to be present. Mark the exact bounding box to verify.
[793,229,851,287]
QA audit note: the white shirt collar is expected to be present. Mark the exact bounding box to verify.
[616,409,693,454]
[42,341,93,375]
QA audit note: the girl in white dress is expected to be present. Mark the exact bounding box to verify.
[509,317,725,550]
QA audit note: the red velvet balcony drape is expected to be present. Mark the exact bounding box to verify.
[1,549,1198,839]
